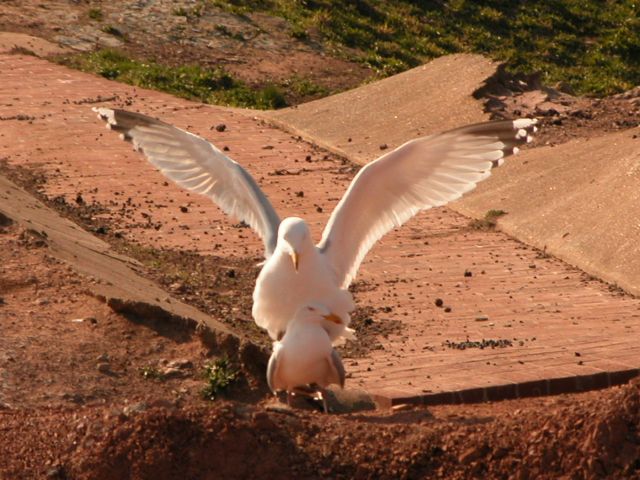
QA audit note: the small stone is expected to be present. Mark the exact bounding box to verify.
[475,315,489,322]
[226,269,236,278]
[75,193,84,204]
[96,353,110,362]
[316,206,323,213]
[444,306,452,313]
[434,298,444,307]
[0,297,5,305]
[379,143,388,150]
[391,403,413,412]
[160,367,184,379]
[464,270,473,277]
[215,123,226,132]
[97,362,111,373]
[179,205,188,213]
[167,359,193,370]
[123,402,148,416]
[295,191,304,197]
[34,298,49,306]
[223,146,230,151]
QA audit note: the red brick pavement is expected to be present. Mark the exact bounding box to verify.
[1,54,638,405]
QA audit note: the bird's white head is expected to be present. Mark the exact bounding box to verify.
[277,217,311,272]
[296,302,344,326]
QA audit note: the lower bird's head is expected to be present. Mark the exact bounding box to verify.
[278,217,311,272]
[297,303,344,326]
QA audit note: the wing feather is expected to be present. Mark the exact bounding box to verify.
[94,108,281,257]
[318,119,538,288]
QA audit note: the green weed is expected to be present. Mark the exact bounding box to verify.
[201,357,239,400]
[88,8,103,21]
[59,49,288,109]
[470,209,507,230]
[209,0,640,95]
[139,365,165,380]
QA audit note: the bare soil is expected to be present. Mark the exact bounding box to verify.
[0,0,371,104]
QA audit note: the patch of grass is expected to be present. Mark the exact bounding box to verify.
[284,76,330,98]
[88,8,103,21]
[470,209,507,230]
[201,357,239,400]
[59,49,288,109]
[139,365,165,380]
[209,0,640,95]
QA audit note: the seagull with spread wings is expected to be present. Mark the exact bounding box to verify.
[94,107,537,344]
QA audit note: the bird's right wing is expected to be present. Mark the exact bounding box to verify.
[329,349,346,388]
[94,108,281,257]
[266,343,283,393]
[318,119,538,288]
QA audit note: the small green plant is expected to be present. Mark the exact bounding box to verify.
[173,7,189,16]
[285,76,329,98]
[58,49,288,109]
[140,365,165,380]
[470,209,507,230]
[201,357,238,400]
[88,8,103,21]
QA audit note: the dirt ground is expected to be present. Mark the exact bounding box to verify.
[1,2,640,479]
[0,0,370,103]
[1,217,639,479]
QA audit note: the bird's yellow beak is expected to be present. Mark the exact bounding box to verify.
[290,251,299,272]
[323,313,343,324]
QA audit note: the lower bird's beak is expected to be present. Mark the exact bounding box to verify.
[290,251,299,272]
[323,313,343,324]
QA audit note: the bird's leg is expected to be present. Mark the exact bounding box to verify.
[316,386,330,414]
[287,390,295,406]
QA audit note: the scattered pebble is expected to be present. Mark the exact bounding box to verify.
[379,143,388,150]
[464,270,473,277]
[214,123,226,132]
[179,205,188,213]
[123,402,148,416]
[96,362,111,373]
[434,298,444,307]
[475,315,489,322]
[444,306,452,313]
[443,338,513,350]
[96,353,110,362]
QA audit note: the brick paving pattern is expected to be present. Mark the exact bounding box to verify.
[1,54,638,404]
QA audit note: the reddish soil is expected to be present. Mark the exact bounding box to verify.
[2,218,639,478]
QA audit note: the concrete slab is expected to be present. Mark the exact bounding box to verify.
[0,173,236,339]
[0,32,70,56]
[453,131,640,296]
[1,54,639,405]
[264,54,496,163]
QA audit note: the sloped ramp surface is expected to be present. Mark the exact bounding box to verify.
[266,54,496,163]
[454,130,640,296]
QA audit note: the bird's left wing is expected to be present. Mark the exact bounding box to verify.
[94,108,281,257]
[318,119,538,288]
